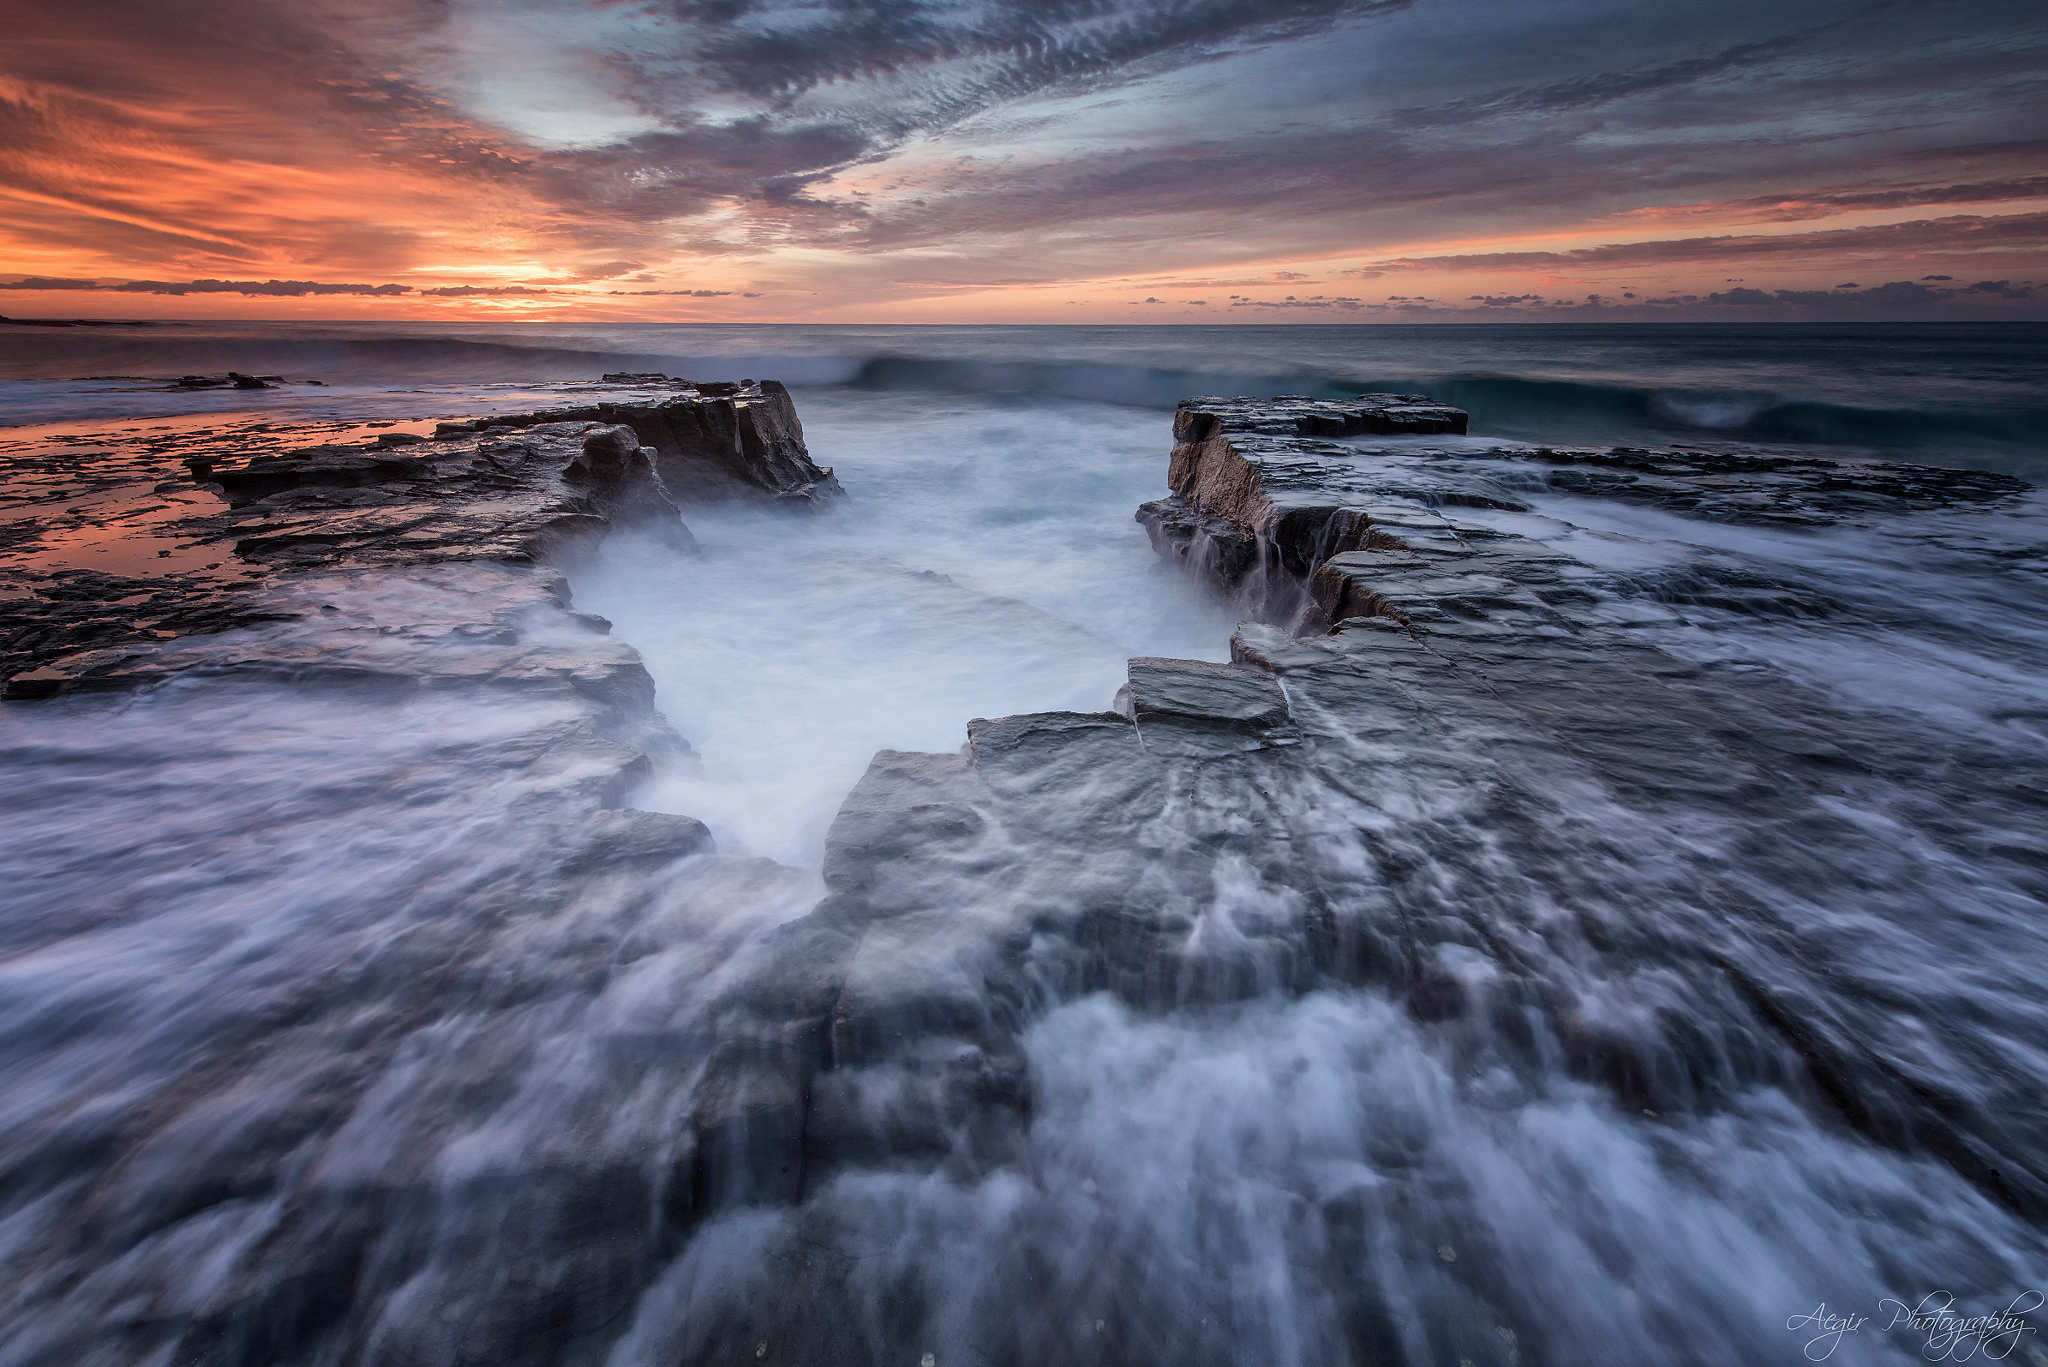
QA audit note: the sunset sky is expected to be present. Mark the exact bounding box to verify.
[3,0,2045,322]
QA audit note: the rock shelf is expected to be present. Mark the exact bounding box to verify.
[0,382,832,696]
[431,379,842,507]
[1140,393,2025,620]
[672,393,2047,1288]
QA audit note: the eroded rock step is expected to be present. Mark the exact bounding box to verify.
[430,378,842,507]
[1139,392,2027,621]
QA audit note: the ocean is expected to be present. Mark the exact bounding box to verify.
[3,319,2047,472]
[1,322,2045,1365]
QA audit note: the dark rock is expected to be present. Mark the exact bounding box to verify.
[1455,442,2026,522]
[563,425,697,550]
[616,381,841,507]
[2,408,713,693]
[566,808,715,869]
[665,393,2048,1310]
[455,382,844,508]
[1144,395,2030,625]
[169,372,282,391]
[0,314,154,327]
[1119,656,1288,731]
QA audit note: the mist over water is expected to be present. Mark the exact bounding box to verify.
[576,391,1235,863]
[2,325,2047,1364]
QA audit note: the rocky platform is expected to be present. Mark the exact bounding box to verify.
[7,382,2048,1365]
[0,381,833,697]
[654,394,2048,1361]
[1139,393,2025,620]
[0,388,852,1367]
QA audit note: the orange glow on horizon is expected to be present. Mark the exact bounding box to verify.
[3,5,2042,325]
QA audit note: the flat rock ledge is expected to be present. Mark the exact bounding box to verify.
[1138,392,2026,621]
[1,381,829,698]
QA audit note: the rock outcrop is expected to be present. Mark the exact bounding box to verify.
[432,379,843,507]
[1139,392,2025,622]
[1,380,829,697]
[5,382,2046,1365]
[664,395,2047,1343]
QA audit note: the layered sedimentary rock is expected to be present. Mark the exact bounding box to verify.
[433,379,843,507]
[1139,393,2024,620]
[0,390,851,1367]
[0,558,828,1367]
[8,381,2047,1364]
[1,382,827,697]
[657,396,2044,1363]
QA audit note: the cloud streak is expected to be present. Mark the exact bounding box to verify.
[1356,212,2048,274]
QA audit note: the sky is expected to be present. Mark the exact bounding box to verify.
[2,0,2045,322]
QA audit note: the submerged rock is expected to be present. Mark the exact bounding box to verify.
[600,371,686,385]
[170,372,282,390]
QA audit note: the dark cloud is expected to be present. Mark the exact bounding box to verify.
[569,261,648,280]
[120,279,415,296]
[654,0,1413,110]
[509,0,1430,253]
[0,276,779,304]
[1228,295,1366,310]
[3,0,2044,309]
[1714,174,2048,221]
[1357,213,2048,273]
[0,277,100,290]
[0,277,413,296]
[1383,29,1819,128]
[712,0,2048,279]
[1356,278,2040,319]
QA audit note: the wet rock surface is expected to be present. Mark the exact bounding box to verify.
[0,570,825,1367]
[1141,394,2029,619]
[0,382,825,695]
[647,395,2048,1364]
[0,388,866,1367]
[431,379,843,507]
[5,384,2048,1366]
